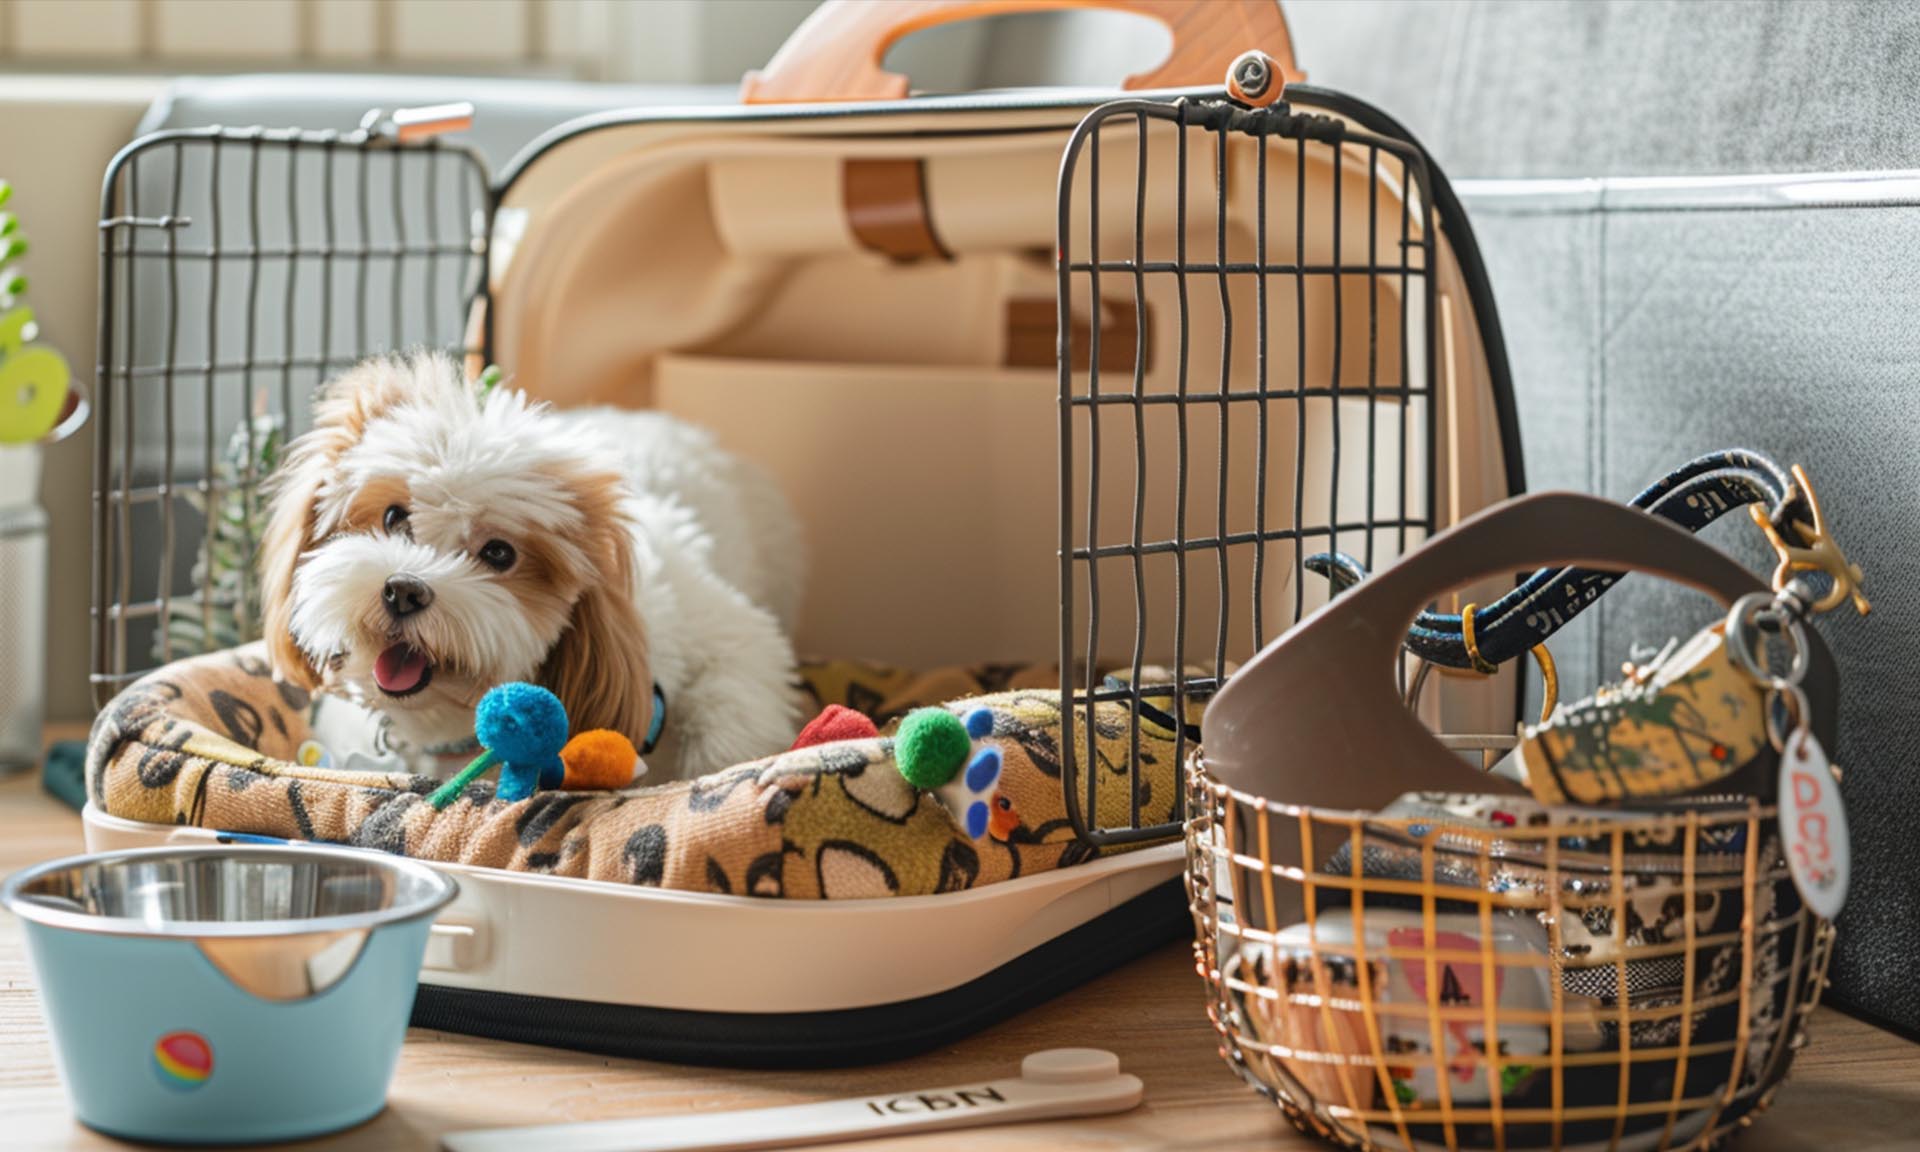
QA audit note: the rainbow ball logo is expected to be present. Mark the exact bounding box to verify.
[152,1031,213,1090]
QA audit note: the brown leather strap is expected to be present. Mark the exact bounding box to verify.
[1005,297,1149,372]
[1202,491,1838,810]
[843,159,949,262]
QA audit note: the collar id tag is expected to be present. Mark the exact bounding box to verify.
[1778,729,1849,920]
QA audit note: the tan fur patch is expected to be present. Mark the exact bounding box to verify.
[536,468,652,748]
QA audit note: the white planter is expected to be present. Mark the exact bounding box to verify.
[0,443,47,773]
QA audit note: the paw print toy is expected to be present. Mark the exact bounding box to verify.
[894,707,1020,841]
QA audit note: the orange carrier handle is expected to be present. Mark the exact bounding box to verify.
[741,0,1304,104]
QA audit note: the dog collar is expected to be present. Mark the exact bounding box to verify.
[423,736,482,757]
[644,683,667,754]
[373,712,479,760]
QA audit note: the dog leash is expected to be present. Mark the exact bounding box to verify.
[1307,448,1865,671]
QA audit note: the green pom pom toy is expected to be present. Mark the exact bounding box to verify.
[894,708,971,789]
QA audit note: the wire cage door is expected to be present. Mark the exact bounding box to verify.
[92,125,489,705]
[1057,94,1438,846]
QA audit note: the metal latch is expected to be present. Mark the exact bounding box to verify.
[360,102,475,143]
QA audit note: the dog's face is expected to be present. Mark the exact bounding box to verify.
[259,353,653,752]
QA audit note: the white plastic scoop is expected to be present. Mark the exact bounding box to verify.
[438,1048,1142,1152]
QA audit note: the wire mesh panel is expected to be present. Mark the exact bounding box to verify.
[92,127,488,705]
[1058,96,1437,846]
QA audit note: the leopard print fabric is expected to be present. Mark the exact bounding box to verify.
[87,643,1185,898]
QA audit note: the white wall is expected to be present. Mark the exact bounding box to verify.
[0,77,162,727]
[0,0,822,81]
[0,1,1185,91]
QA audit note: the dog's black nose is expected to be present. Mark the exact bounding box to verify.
[382,574,434,618]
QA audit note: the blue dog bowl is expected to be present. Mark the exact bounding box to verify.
[2,844,456,1144]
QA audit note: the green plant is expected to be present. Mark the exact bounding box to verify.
[153,411,286,662]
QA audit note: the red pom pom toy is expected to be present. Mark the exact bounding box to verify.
[789,704,880,750]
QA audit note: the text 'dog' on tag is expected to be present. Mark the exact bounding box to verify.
[1778,728,1848,920]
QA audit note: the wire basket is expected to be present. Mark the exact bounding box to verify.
[1185,740,1833,1152]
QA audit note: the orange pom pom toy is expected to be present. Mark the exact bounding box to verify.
[560,729,644,790]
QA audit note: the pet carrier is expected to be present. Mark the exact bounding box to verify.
[81,0,1524,1064]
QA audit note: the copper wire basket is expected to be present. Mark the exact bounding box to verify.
[1184,739,1834,1152]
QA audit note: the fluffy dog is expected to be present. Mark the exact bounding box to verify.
[259,351,804,781]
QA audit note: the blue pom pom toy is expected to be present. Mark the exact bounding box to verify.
[429,682,570,808]
[477,682,569,796]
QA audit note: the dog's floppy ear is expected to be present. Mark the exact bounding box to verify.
[258,435,328,691]
[539,487,652,750]
[259,351,455,688]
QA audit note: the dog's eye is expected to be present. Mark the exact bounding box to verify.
[383,505,410,535]
[477,539,516,572]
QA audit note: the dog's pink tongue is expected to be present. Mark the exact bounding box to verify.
[374,644,429,694]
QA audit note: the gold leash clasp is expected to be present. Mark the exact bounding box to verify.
[1456,600,1559,724]
[1750,464,1870,617]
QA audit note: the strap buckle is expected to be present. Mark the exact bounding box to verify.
[1750,464,1870,617]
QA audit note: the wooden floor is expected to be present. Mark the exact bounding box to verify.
[3,739,1915,1151]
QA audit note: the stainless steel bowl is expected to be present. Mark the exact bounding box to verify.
[3,845,457,1144]
[7,844,453,935]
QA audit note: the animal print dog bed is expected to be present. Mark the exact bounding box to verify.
[86,644,1185,899]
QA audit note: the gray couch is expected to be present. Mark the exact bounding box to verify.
[1292,0,1920,1040]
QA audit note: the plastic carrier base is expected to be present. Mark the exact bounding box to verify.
[409,878,1186,1068]
[81,803,1186,1065]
